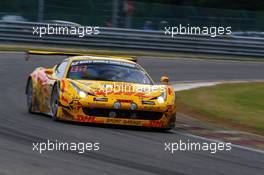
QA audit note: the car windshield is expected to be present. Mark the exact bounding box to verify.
[67,60,153,84]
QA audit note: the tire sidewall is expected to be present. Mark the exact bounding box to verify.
[51,84,60,121]
[26,79,33,113]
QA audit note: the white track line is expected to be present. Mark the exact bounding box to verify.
[172,80,264,92]
[172,82,220,91]
[172,130,264,154]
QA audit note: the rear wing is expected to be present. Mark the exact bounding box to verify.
[26,50,137,62]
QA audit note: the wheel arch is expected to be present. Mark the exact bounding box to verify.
[25,76,32,94]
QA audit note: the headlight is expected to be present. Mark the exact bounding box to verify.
[71,82,88,98]
[157,96,165,103]
[157,91,167,104]
[78,90,87,98]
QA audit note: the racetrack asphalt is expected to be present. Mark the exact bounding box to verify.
[0,52,263,175]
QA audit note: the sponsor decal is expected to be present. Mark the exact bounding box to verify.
[71,60,135,68]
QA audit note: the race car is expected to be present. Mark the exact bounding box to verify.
[25,51,176,129]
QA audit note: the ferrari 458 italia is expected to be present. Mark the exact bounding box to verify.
[26,52,176,129]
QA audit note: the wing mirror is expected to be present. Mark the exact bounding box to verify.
[160,76,169,85]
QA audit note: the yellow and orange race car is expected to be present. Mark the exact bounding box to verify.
[25,51,176,129]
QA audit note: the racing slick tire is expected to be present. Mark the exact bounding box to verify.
[26,79,34,113]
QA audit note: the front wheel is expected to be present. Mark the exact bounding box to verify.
[26,79,34,113]
[50,84,60,121]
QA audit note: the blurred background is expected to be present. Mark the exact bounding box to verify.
[1,0,264,57]
[1,0,264,32]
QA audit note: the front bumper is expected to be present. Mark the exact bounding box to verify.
[56,104,176,129]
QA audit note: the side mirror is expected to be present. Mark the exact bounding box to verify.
[45,69,54,75]
[160,76,169,84]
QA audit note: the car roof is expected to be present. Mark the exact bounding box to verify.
[66,56,137,64]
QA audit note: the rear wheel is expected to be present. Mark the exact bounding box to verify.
[50,84,59,121]
[26,79,33,113]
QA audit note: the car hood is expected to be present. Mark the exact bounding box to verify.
[69,79,166,99]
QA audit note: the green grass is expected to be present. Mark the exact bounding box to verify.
[177,82,264,134]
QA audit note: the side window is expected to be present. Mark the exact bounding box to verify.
[55,61,68,79]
